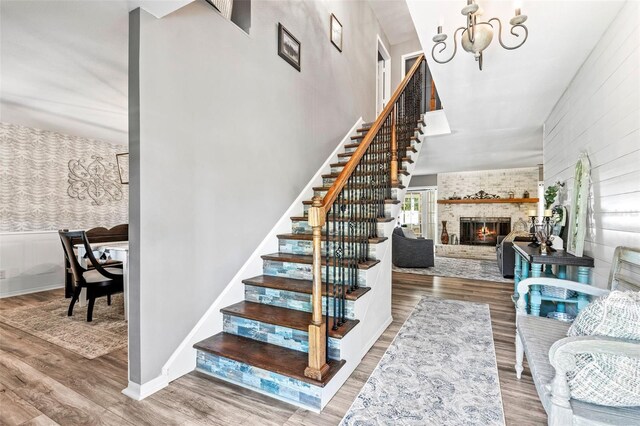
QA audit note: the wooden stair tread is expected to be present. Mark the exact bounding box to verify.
[344,138,419,154]
[290,216,394,223]
[277,233,387,244]
[194,333,345,387]
[221,301,359,339]
[322,169,408,178]
[356,123,374,133]
[261,253,380,269]
[302,198,400,206]
[330,160,411,168]
[351,133,420,141]
[313,183,405,191]
[338,149,416,158]
[242,275,371,301]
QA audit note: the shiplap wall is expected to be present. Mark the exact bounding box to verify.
[543,1,640,288]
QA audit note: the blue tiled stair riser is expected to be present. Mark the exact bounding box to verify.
[196,351,322,410]
[223,314,341,359]
[245,285,356,320]
[290,220,386,237]
[263,260,366,286]
[278,239,378,260]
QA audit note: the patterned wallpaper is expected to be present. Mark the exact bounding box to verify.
[0,122,128,232]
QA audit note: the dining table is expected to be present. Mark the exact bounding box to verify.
[75,241,130,320]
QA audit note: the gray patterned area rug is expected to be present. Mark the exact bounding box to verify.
[393,256,513,284]
[341,297,505,426]
[0,293,126,359]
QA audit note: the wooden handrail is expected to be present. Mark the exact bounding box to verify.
[304,54,426,382]
[320,54,425,213]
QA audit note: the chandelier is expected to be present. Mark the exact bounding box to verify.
[431,0,529,70]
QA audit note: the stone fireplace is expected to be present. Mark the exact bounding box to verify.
[460,217,511,246]
[435,167,539,260]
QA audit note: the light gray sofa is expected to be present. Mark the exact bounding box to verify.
[515,246,640,425]
[392,227,434,268]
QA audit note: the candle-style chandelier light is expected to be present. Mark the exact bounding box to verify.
[431,0,529,70]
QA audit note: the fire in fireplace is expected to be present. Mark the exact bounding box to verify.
[460,217,511,246]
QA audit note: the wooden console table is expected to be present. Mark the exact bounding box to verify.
[513,242,595,316]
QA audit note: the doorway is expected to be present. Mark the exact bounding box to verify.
[401,50,442,113]
[400,187,438,240]
[376,36,391,116]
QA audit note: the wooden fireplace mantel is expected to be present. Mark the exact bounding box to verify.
[437,198,539,205]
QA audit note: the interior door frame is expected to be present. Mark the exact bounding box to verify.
[376,35,391,116]
[406,185,438,240]
[401,50,424,77]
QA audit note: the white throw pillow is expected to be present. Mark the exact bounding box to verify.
[568,291,640,340]
[565,291,640,407]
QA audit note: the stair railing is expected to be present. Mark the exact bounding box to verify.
[304,54,427,381]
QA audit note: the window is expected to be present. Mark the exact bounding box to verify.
[400,188,437,240]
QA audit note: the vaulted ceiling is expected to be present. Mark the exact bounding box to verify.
[0,1,192,146]
[377,0,626,175]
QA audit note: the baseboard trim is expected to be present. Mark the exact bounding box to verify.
[360,315,393,360]
[121,374,169,401]
[0,283,64,299]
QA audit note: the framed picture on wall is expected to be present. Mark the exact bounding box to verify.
[567,152,590,257]
[330,14,343,52]
[278,23,301,71]
[116,153,129,185]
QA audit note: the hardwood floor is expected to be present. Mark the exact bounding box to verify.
[0,274,547,425]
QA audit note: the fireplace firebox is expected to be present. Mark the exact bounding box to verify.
[460,217,511,246]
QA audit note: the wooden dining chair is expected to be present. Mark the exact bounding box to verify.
[58,230,124,322]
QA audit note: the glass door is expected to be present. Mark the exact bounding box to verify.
[400,191,423,236]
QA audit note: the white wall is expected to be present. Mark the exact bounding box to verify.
[0,232,63,297]
[543,1,640,288]
[390,35,422,89]
[129,1,394,386]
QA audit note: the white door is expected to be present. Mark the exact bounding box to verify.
[377,57,386,115]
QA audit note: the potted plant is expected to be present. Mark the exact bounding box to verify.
[544,181,565,209]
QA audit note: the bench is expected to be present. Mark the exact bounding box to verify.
[515,246,640,425]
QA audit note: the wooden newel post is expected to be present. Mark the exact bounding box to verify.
[304,196,330,381]
[390,105,398,186]
[430,79,437,112]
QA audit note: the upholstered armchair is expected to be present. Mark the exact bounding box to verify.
[392,227,434,268]
[496,234,533,278]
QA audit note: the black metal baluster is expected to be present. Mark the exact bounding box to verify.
[338,190,345,327]
[325,213,329,357]
[332,201,338,331]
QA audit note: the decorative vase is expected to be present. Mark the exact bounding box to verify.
[441,221,449,244]
[540,242,548,255]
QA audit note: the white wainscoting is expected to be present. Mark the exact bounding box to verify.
[543,1,640,288]
[0,231,65,298]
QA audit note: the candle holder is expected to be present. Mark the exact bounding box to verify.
[528,215,540,247]
[528,214,557,252]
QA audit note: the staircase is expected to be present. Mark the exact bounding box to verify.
[192,55,428,412]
